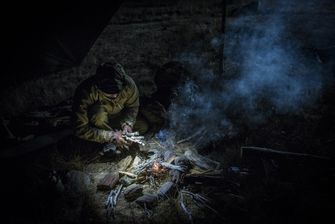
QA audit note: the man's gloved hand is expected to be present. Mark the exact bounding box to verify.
[122,124,133,134]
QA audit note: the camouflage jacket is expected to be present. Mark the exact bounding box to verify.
[72,74,139,143]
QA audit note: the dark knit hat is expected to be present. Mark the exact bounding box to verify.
[95,62,125,94]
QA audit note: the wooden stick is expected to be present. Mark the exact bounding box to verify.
[118,171,138,178]
[177,128,206,144]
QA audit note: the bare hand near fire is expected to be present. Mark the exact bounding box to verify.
[113,130,130,150]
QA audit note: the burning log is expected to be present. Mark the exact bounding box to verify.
[152,161,163,173]
[133,152,160,174]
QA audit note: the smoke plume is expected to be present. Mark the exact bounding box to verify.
[158,0,324,148]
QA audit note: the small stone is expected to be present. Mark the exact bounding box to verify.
[63,170,93,198]
[123,184,143,202]
[97,172,119,191]
[135,194,158,208]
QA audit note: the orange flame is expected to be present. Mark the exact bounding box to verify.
[152,161,162,173]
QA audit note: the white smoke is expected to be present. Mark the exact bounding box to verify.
[158,0,324,148]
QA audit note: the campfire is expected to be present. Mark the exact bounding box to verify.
[151,161,166,175]
[101,133,223,221]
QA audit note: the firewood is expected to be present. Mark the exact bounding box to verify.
[135,194,158,208]
[123,184,143,202]
[117,155,133,171]
[170,170,183,183]
[157,181,174,199]
[131,156,142,168]
[184,149,221,170]
[118,171,138,178]
[97,172,119,191]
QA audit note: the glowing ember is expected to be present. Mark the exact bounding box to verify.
[152,161,162,173]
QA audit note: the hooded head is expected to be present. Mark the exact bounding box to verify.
[95,61,126,94]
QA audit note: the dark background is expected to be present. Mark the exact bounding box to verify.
[3,1,122,88]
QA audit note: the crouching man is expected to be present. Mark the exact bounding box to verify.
[72,60,148,152]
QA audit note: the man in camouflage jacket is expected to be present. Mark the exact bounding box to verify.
[72,61,147,148]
